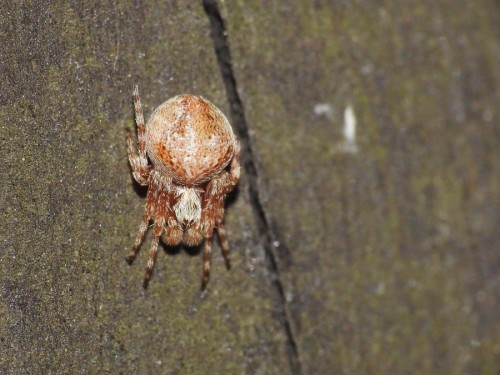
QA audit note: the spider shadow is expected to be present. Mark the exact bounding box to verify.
[131,180,148,198]
[225,182,240,208]
[162,242,202,257]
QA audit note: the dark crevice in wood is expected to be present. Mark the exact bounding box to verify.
[202,1,303,374]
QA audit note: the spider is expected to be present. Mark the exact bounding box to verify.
[126,85,240,290]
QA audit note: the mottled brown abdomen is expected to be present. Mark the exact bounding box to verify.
[146,95,235,185]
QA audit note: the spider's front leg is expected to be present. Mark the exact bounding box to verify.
[128,173,176,288]
[199,182,229,290]
[199,142,241,290]
[215,145,241,270]
[127,179,155,265]
[127,85,150,186]
[226,140,241,190]
[142,183,169,288]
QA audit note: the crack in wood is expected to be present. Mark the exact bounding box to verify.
[202,1,303,374]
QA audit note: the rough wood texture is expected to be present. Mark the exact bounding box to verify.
[217,1,500,374]
[0,2,288,374]
[1,1,499,374]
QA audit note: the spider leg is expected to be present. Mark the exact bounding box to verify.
[226,140,241,191]
[133,85,146,158]
[216,220,231,270]
[127,182,155,264]
[127,85,149,186]
[162,192,182,246]
[183,222,203,247]
[201,230,213,291]
[143,188,167,288]
[197,141,240,290]
[213,142,240,269]
[162,216,183,246]
[127,210,150,265]
[143,217,165,288]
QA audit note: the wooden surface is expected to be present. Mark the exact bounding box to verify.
[1,1,499,374]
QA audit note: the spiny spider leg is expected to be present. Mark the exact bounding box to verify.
[216,221,231,270]
[127,86,149,185]
[127,185,155,264]
[201,230,213,291]
[133,85,147,161]
[161,217,183,246]
[226,140,241,190]
[143,188,167,288]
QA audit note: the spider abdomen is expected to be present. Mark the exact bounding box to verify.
[146,94,236,185]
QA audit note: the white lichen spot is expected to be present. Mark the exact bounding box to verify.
[376,281,386,295]
[314,102,359,154]
[341,105,358,153]
[470,340,481,347]
[313,103,334,118]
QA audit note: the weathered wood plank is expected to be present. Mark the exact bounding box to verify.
[2,1,499,374]
[218,1,500,374]
[0,2,289,374]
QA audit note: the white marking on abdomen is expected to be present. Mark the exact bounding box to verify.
[173,186,202,224]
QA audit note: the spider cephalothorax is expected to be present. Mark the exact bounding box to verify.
[126,86,240,290]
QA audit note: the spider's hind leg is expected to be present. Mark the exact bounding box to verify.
[143,216,165,288]
[142,188,168,288]
[216,221,231,270]
[201,232,213,291]
[127,184,155,264]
